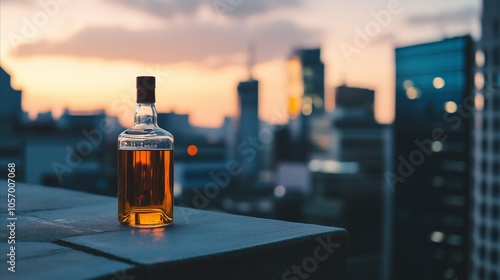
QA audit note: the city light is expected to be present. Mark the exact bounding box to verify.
[431,231,445,243]
[432,141,443,152]
[403,80,414,89]
[475,93,485,111]
[173,182,183,197]
[322,160,340,173]
[274,185,286,198]
[288,57,304,118]
[308,159,359,174]
[302,104,312,116]
[406,87,420,100]
[432,77,445,89]
[308,159,322,172]
[475,50,485,67]
[445,101,457,113]
[187,145,198,156]
[475,72,485,89]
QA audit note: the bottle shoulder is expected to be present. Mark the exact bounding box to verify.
[118,124,174,150]
[118,124,174,139]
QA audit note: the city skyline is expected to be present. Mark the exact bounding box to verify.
[0,0,480,127]
[1,1,498,279]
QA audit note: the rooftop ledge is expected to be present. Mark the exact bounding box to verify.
[0,180,347,280]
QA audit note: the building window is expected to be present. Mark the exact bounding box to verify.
[494,160,500,174]
[482,159,488,172]
[494,95,500,112]
[493,183,500,197]
[478,267,485,280]
[491,227,499,242]
[493,71,500,83]
[481,181,488,195]
[480,245,487,260]
[484,93,489,110]
[494,119,500,132]
[494,139,500,153]
[483,139,489,152]
[494,19,500,39]
[484,49,488,67]
[493,47,500,66]
[492,205,499,220]
[483,117,489,131]
[480,203,488,218]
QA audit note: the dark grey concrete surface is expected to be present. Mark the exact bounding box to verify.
[0,180,347,280]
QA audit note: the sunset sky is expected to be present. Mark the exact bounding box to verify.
[0,0,480,127]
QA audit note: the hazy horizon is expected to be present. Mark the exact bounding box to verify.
[0,0,481,127]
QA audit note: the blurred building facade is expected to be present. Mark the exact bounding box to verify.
[287,48,325,161]
[393,36,474,280]
[235,79,260,190]
[0,70,123,195]
[27,110,123,195]
[0,67,24,180]
[157,111,232,205]
[471,0,500,279]
[303,85,389,280]
[157,112,191,140]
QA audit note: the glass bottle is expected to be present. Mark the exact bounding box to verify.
[117,76,174,228]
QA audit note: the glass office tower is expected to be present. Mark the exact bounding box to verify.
[393,36,474,280]
[471,0,500,279]
[287,48,325,162]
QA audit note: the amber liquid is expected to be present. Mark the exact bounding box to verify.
[118,149,173,228]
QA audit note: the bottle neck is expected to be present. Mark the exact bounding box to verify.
[134,103,158,125]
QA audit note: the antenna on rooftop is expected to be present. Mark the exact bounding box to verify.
[247,40,256,80]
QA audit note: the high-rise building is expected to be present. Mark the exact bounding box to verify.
[334,85,375,123]
[288,48,325,118]
[303,85,389,280]
[0,67,22,122]
[0,67,24,180]
[392,36,474,280]
[236,79,259,189]
[157,112,191,141]
[471,1,500,279]
[287,48,325,161]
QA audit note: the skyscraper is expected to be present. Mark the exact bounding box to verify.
[304,85,389,280]
[287,48,325,161]
[288,48,325,118]
[471,1,500,279]
[0,67,24,180]
[0,67,22,129]
[236,79,259,189]
[392,36,474,280]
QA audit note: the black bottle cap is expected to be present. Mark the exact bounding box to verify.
[136,76,155,103]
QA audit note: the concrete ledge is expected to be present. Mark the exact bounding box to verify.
[0,180,347,280]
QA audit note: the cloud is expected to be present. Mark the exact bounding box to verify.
[370,33,397,45]
[111,0,301,19]
[12,20,321,66]
[0,0,37,7]
[406,6,479,26]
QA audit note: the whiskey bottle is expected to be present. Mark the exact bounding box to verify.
[117,76,174,228]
